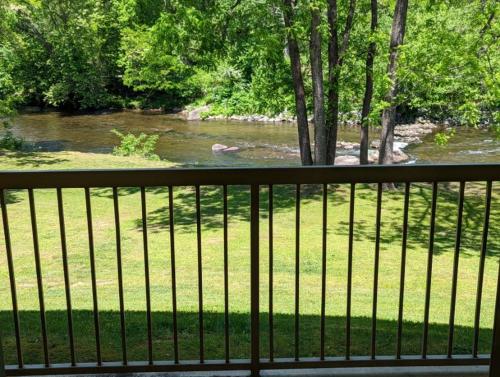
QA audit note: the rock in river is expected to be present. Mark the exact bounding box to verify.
[212,144,240,153]
[212,143,228,152]
[187,105,210,121]
[223,146,240,153]
[368,149,410,163]
[334,155,360,165]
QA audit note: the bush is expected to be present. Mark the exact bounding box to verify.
[434,128,455,146]
[493,124,500,140]
[491,111,500,140]
[0,120,23,151]
[198,61,295,117]
[111,129,160,160]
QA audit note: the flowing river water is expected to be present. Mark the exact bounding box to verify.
[10,111,500,167]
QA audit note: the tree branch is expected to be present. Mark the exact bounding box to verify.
[338,0,356,64]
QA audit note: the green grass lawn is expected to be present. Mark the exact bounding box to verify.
[0,151,498,365]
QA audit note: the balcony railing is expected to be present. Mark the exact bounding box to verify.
[0,164,499,376]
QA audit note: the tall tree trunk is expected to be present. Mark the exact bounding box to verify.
[360,0,378,165]
[326,0,356,165]
[310,7,327,165]
[378,0,408,165]
[283,0,313,166]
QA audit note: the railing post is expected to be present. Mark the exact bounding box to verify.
[0,329,5,377]
[250,184,260,377]
[490,264,500,377]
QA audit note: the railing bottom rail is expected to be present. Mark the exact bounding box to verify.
[3,355,490,376]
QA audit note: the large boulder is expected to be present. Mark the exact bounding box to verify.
[394,122,438,141]
[368,149,410,164]
[187,105,210,121]
[212,144,240,153]
[393,150,410,163]
[212,144,228,152]
[223,146,240,153]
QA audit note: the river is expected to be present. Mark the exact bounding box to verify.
[10,111,500,167]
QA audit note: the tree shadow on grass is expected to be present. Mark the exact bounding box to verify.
[0,151,69,167]
[1,189,23,205]
[158,184,348,232]
[0,310,493,366]
[88,185,348,234]
[142,182,498,258]
[87,181,498,258]
[341,182,499,259]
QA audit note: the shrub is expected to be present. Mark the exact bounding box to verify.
[0,120,24,151]
[111,129,160,160]
[492,112,500,140]
[434,128,455,146]
[493,124,500,140]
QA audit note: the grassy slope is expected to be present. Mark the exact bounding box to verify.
[0,151,498,364]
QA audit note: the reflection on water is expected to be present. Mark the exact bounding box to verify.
[11,111,500,166]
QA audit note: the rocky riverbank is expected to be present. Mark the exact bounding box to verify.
[182,105,298,123]
[206,120,439,165]
[184,105,440,164]
[331,120,439,164]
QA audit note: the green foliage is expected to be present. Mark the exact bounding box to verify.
[111,129,160,160]
[0,121,24,151]
[117,1,217,108]
[434,128,456,147]
[399,1,498,125]
[0,0,497,130]
[2,0,122,110]
[493,112,500,140]
[0,5,21,116]
[198,62,294,116]
[458,102,481,127]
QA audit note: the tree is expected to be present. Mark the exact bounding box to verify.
[282,0,356,166]
[283,0,313,165]
[5,0,122,110]
[325,0,356,164]
[359,0,377,165]
[398,0,498,127]
[310,2,327,164]
[378,0,409,165]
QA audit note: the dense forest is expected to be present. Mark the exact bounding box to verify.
[0,0,498,163]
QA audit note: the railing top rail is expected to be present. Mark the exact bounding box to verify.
[0,164,499,189]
